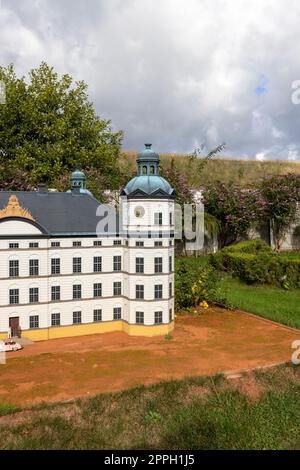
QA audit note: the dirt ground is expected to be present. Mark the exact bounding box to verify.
[0,308,299,406]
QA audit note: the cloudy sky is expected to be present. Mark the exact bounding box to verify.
[1,0,300,160]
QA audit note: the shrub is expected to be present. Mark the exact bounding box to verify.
[211,241,300,288]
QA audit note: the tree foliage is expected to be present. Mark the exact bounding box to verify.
[0,62,123,184]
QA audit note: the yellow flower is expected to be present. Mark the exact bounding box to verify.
[200,300,209,309]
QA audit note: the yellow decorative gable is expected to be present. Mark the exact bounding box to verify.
[0,195,35,221]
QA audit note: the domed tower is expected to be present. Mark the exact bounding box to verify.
[121,144,175,336]
[67,165,93,196]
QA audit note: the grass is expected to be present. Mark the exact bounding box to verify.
[1,364,300,449]
[121,152,300,188]
[177,255,300,329]
[221,276,300,328]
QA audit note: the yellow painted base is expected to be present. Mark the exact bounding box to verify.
[0,321,174,342]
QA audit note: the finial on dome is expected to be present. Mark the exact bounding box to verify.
[145,143,152,149]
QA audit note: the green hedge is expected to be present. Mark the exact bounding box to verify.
[210,240,300,288]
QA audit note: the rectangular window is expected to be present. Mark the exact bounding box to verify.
[136,257,144,273]
[73,284,82,299]
[136,241,144,247]
[136,311,144,324]
[73,311,82,324]
[29,242,39,248]
[169,282,172,297]
[94,240,102,246]
[155,311,163,324]
[113,307,122,320]
[94,283,102,298]
[169,308,173,322]
[154,284,163,299]
[51,313,61,326]
[73,257,82,273]
[29,315,39,329]
[93,309,102,322]
[114,240,122,246]
[169,240,173,246]
[154,241,163,247]
[9,289,19,305]
[73,241,82,247]
[154,212,163,226]
[113,256,121,272]
[93,256,102,273]
[9,243,19,249]
[169,256,172,272]
[51,285,61,301]
[113,282,122,296]
[29,287,39,303]
[51,258,60,275]
[29,259,39,276]
[9,260,19,277]
[51,241,60,247]
[154,257,163,273]
[136,285,144,299]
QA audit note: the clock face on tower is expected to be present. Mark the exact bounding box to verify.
[134,206,145,218]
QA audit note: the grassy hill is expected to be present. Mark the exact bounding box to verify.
[121,151,300,188]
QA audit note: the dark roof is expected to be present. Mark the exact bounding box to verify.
[0,191,107,236]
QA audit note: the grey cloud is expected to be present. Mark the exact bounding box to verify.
[1,0,300,160]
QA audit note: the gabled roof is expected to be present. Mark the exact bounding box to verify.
[0,191,105,236]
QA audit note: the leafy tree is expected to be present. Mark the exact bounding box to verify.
[261,174,300,251]
[0,62,123,184]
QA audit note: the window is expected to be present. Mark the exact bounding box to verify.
[154,241,163,247]
[113,307,122,320]
[9,260,19,277]
[73,257,82,273]
[114,240,121,246]
[136,285,144,299]
[155,311,163,324]
[136,257,144,273]
[169,282,172,297]
[29,287,39,303]
[94,283,102,298]
[73,311,82,324]
[73,241,82,247]
[51,242,60,247]
[93,256,102,273]
[29,242,39,248]
[154,284,163,299]
[51,313,61,326]
[9,243,19,249]
[154,257,163,273]
[29,259,39,276]
[154,212,163,226]
[169,213,173,225]
[169,256,173,272]
[9,289,19,305]
[113,282,122,296]
[150,165,155,174]
[136,241,144,247]
[94,309,102,322]
[143,165,147,174]
[51,258,60,275]
[169,240,173,246]
[169,308,173,322]
[94,240,102,246]
[51,285,61,301]
[29,315,39,329]
[73,284,82,299]
[113,256,121,272]
[136,311,144,324]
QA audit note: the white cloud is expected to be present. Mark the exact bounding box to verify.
[0,0,300,159]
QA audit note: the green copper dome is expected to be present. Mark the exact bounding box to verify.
[67,165,93,196]
[122,144,175,199]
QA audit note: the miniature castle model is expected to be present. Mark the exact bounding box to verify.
[0,145,175,341]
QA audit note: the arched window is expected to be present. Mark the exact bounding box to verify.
[150,165,155,174]
[143,165,147,174]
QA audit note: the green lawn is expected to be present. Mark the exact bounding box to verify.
[221,275,300,329]
[176,255,300,329]
[1,364,300,450]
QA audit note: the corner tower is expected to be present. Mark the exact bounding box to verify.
[121,144,175,336]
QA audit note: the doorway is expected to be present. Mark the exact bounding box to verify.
[9,317,20,337]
